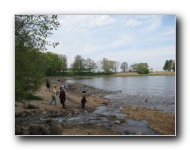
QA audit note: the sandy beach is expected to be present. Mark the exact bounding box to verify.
[15,77,175,135]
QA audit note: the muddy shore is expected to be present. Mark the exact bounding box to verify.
[15,77,175,135]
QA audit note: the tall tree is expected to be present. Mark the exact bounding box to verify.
[120,62,128,72]
[114,61,120,73]
[163,59,175,72]
[101,58,115,73]
[15,15,60,100]
[85,58,97,73]
[71,55,86,73]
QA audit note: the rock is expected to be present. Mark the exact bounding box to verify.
[28,103,39,109]
[46,118,54,124]
[15,126,24,135]
[102,102,109,105]
[23,102,39,109]
[15,112,22,117]
[49,125,63,135]
[22,110,33,117]
[29,125,49,135]
[145,99,148,103]
[115,120,121,124]
[74,108,80,114]
[136,131,143,135]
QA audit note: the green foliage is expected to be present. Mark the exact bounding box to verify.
[120,62,128,72]
[15,15,60,101]
[131,63,149,74]
[101,58,115,73]
[44,52,67,76]
[71,55,86,72]
[85,58,97,73]
[163,60,175,72]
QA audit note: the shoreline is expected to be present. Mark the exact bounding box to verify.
[15,77,175,135]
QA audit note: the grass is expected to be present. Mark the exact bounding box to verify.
[112,71,175,77]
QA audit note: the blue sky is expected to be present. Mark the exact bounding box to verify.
[46,15,175,71]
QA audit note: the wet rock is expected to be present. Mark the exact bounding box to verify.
[46,118,54,124]
[49,125,63,135]
[29,125,49,135]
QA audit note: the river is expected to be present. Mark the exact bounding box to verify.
[67,75,176,114]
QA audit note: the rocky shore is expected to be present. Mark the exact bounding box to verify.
[15,78,175,135]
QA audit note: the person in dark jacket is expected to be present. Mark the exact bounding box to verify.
[59,87,66,109]
[46,79,51,91]
[81,95,87,109]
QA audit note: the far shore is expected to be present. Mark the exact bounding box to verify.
[46,71,175,79]
[112,71,175,77]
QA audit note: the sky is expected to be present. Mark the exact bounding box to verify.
[46,15,176,71]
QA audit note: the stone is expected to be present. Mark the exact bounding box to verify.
[29,125,49,135]
[49,125,63,135]
[136,131,143,135]
[115,120,121,124]
[28,103,39,109]
[15,126,24,135]
[15,112,22,117]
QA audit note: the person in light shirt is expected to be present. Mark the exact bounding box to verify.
[49,86,58,106]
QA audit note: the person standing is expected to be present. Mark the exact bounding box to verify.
[59,87,66,109]
[81,94,87,109]
[46,79,51,91]
[60,80,65,90]
[82,86,88,94]
[49,86,58,106]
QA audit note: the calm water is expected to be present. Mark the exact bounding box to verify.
[67,76,176,113]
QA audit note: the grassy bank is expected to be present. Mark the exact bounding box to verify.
[112,71,175,77]
[46,71,175,78]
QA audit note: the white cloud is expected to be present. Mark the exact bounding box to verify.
[58,15,115,33]
[125,19,143,26]
[144,15,162,30]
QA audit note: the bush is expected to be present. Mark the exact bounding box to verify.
[138,68,149,74]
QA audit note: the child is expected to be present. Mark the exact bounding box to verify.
[81,94,87,109]
[82,86,88,94]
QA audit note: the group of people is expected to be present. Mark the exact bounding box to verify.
[46,79,88,109]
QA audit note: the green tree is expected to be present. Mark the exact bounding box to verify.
[15,15,60,101]
[163,60,174,71]
[71,55,86,73]
[130,63,149,74]
[113,61,120,73]
[101,58,115,74]
[85,58,97,73]
[44,52,66,75]
[120,62,128,72]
